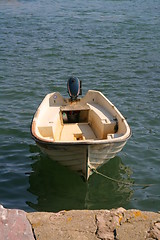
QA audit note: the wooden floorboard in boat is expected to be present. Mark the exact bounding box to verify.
[60,123,97,141]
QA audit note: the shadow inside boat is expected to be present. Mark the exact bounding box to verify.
[27,146,133,212]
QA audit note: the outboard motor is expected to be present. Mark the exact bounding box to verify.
[67,76,82,101]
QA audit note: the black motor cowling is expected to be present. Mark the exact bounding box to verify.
[67,77,82,100]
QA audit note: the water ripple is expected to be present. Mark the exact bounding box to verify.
[0,0,160,212]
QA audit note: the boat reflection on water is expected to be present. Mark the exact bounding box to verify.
[27,148,133,212]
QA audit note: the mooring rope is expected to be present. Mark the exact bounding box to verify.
[90,168,153,187]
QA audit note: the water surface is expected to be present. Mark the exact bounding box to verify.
[0,0,160,212]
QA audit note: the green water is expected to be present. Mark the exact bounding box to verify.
[0,0,160,212]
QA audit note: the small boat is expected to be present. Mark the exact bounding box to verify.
[31,77,131,180]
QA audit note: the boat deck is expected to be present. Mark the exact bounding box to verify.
[60,123,97,141]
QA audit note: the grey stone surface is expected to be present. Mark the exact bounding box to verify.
[27,210,98,240]
[27,208,160,240]
[1,204,160,240]
[0,205,34,240]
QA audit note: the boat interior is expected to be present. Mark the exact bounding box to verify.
[37,103,120,142]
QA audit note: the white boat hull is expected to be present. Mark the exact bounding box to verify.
[36,140,127,180]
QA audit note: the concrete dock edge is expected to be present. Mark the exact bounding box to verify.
[0,205,160,240]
